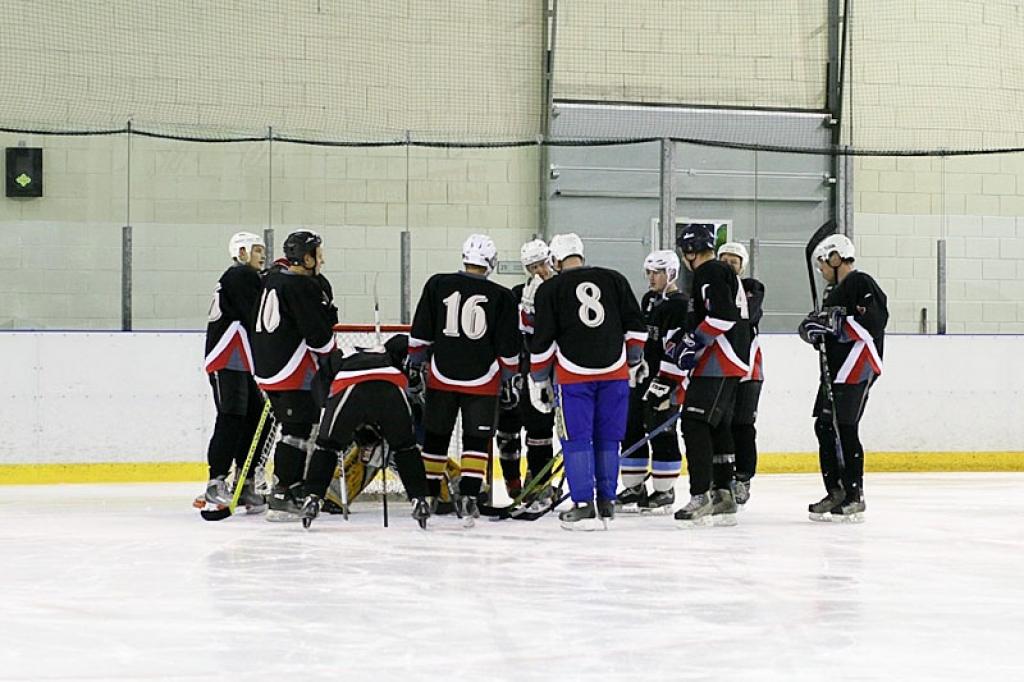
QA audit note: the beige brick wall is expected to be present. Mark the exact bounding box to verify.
[0,132,537,329]
[854,155,1024,332]
[555,0,827,109]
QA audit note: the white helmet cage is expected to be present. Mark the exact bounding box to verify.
[520,239,551,268]
[813,234,856,263]
[548,233,585,264]
[643,249,680,287]
[462,233,498,274]
[717,241,749,275]
[228,231,265,262]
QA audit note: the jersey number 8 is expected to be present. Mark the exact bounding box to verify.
[442,292,489,340]
[576,282,605,328]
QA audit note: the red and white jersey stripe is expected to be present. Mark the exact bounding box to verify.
[204,321,253,374]
[329,366,408,399]
[743,336,764,382]
[835,317,883,384]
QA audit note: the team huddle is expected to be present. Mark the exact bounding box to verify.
[199,224,888,531]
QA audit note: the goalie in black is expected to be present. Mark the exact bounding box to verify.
[299,335,432,529]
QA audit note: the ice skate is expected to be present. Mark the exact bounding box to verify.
[457,495,479,528]
[559,501,598,531]
[411,497,431,529]
[639,488,675,515]
[596,498,615,529]
[615,483,647,513]
[674,493,713,528]
[734,479,751,508]
[239,479,267,514]
[711,488,738,526]
[266,482,304,522]
[194,476,231,511]
[808,488,845,522]
[300,494,321,529]
[830,496,866,524]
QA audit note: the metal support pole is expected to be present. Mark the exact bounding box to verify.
[121,225,132,331]
[659,138,676,249]
[748,238,760,281]
[263,228,275,264]
[937,239,947,335]
[538,0,558,238]
[267,126,273,254]
[122,120,132,331]
[400,231,412,324]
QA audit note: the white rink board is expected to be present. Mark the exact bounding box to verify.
[1,332,1023,464]
[0,474,1021,681]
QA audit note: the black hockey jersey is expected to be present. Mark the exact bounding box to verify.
[742,277,766,381]
[530,266,647,384]
[687,259,751,379]
[204,263,261,374]
[321,337,409,399]
[252,270,337,392]
[408,272,520,395]
[640,289,690,385]
[821,270,888,384]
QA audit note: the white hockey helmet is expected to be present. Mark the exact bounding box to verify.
[549,233,585,264]
[228,231,265,262]
[813,234,855,263]
[462,233,498,274]
[520,239,551,268]
[643,249,680,286]
[718,241,749,274]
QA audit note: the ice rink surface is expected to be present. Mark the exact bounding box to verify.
[1,474,1021,682]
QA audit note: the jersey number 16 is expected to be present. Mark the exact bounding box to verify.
[442,291,489,340]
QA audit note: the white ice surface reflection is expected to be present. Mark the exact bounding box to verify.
[0,474,1021,682]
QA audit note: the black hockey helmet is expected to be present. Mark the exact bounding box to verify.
[282,230,323,265]
[676,224,716,254]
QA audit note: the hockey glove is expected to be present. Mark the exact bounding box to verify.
[642,377,676,411]
[798,308,843,345]
[673,333,705,372]
[528,376,554,414]
[520,274,543,314]
[628,359,649,388]
[500,374,523,411]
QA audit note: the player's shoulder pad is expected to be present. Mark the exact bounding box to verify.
[742,277,765,294]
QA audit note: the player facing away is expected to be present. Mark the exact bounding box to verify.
[798,234,888,522]
[494,239,557,506]
[252,230,338,521]
[617,250,690,514]
[408,234,520,526]
[717,242,766,507]
[668,224,750,528]
[298,336,432,529]
[198,232,270,513]
[529,233,648,531]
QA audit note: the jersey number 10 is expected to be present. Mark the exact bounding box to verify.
[442,291,489,340]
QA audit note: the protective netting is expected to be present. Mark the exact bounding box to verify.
[3,0,1024,154]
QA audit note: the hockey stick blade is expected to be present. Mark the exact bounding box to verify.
[805,220,837,311]
[200,507,233,521]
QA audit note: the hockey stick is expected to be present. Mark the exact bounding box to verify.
[805,220,846,470]
[200,399,272,521]
[480,456,564,520]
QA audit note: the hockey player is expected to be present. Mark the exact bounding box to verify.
[199,232,270,513]
[494,239,557,505]
[617,250,690,514]
[408,234,520,525]
[252,230,337,521]
[798,234,888,522]
[668,224,750,528]
[299,336,432,529]
[718,242,765,507]
[529,233,647,530]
